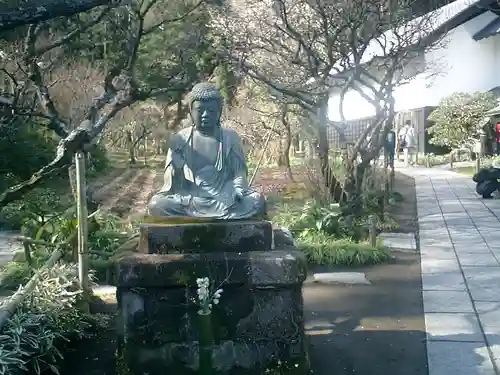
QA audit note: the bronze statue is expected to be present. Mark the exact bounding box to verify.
[147,83,266,219]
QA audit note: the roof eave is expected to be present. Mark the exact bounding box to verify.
[324,0,493,84]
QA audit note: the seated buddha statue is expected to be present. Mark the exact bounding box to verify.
[147,82,266,220]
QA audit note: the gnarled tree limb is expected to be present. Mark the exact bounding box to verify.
[0,127,91,209]
[0,0,124,31]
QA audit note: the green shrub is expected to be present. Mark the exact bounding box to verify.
[87,144,110,177]
[273,199,392,266]
[274,200,371,242]
[0,118,57,193]
[427,91,496,151]
[0,264,96,375]
[0,261,35,290]
[0,187,69,231]
[416,153,449,167]
[417,151,473,167]
[297,231,389,266]
[0,212,134,289]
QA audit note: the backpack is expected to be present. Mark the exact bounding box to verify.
[399,126,411,148]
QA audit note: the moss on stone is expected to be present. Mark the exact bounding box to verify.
[115,346,132,375]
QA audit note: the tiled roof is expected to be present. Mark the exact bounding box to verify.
[473,16,500,40]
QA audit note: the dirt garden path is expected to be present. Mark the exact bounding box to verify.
[90,160,164,218]
[302,169,427,375]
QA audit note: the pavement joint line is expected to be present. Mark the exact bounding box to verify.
[429,339,488,343]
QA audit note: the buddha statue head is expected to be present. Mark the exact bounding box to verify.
[188,82,223,132]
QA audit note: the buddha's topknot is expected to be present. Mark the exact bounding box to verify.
[188,82,222,106]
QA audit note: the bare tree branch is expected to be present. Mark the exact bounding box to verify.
[211,0,446,203]
[24,24,69,137]
[32,7,112,57]
[0,0,215,209]
[142,0,204,35]
[0,128,91,206]
[0,0,124,31]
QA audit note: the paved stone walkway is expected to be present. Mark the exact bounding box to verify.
[401,166,500,375]
[0,230,18,267]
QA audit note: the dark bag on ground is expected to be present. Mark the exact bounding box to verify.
[473,167,500,198]
[476,180,499,198]
[473,167,500,183]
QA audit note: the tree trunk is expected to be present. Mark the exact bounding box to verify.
[166,99,188,131]
[283,127,294,182]
[156,138,164,155]
[68,163,78,201]
[342,161,368,218]
[276,137,284,167]
[316,120,329,176]
[126,131,136,164]
[315,121,346,204]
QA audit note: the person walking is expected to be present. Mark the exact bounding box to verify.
[384,128,396,170]
[398,120,416,167]
[495,120,500,155]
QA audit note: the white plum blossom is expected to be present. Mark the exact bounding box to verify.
[195,277,224,314]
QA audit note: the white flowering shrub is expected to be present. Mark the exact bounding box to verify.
[195,277,223,315]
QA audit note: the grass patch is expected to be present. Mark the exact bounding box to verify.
[452,166,475,176]
[297,231,390,266]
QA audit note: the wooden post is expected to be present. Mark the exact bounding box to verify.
[480,132,487,159]
[476,132,487,173]
[389,166,395,192]
[75,151,90,310]
[384,168,390,204]
[369,215,377,247]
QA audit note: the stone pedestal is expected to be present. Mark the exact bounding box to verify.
[138,220,273,254]
[116,220,309,375]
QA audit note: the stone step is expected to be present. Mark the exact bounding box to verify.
[117,250,306,288]
[378,231,416,251]
[138,219,273,254]
[311,272,371,285]
[0,230,20,267]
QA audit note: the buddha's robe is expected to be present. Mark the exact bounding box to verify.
[147,126,266,219]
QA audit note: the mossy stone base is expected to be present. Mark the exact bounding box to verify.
[116,250,309,375]
[138,219,273,254]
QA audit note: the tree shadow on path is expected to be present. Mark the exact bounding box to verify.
[303,251,427,375]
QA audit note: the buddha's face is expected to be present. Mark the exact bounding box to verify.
[191,99,221,130]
